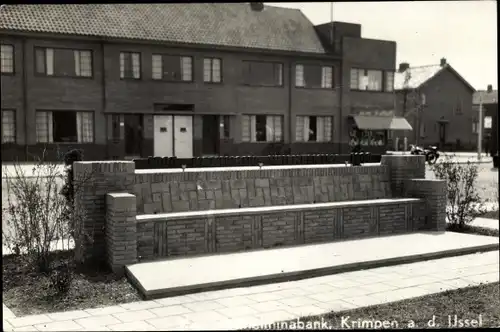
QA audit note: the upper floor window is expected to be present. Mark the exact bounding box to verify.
[1,109,16,143]
[385,71,394,92]
[35,47,92,77]
[1,45,14,74]
[350,68,383,91]
[36,110,94,143]
[204,58,222,83]
[295,116,333,142]
[120,52,141,79]
[151,54,193,81]
[241,114,283,142]
[295,65,333,88]
[242,61,283,87]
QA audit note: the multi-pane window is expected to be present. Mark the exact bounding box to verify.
[219,115,230,139]
[385,71,394,92]
[1,109,16,143]
[73,50,92,77]
[350,68,383,91]
[120,52,141,79]
[36,110,94,143]
[35,47,92,77]
[35,48,54,76]
[242,61,282,87]
[241,115,283,142]
[151,54,192,81]
[295,64,333,88]
[295,116,333,142]
[204,58,222,83]
[1,45,14,74]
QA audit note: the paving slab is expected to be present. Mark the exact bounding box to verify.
[126,232,499,299]
[471,217,499,230]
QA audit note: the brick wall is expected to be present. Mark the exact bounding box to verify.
[136,199,426,261]
[134,165,391,214]
[73,155,444,269]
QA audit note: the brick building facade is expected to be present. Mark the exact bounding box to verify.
[1,3,405,161]
[393,58,477,151]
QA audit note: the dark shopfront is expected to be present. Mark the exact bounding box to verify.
[349,115,413,154]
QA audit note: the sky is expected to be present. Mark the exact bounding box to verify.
[268,1,497,90]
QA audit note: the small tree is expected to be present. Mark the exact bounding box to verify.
[2,148,92,272]
[431,155,487,229]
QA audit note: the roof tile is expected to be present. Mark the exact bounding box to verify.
[394,64,444,90]
[0,4,326,54]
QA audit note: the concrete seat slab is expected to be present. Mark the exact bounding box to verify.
[126,232,498,299]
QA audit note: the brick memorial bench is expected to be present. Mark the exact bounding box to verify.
[73,155,446,275]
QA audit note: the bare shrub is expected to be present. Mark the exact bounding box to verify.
[2,149,93,272]
[431,154,487,229]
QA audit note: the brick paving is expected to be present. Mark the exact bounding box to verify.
[3,251,498,331]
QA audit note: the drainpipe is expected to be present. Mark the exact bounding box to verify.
[22,37,29,161]
[100,40,107,158]
[288,60,293,155]
[338,57,343,154]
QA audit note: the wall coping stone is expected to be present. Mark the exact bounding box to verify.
[134,162,382,174]
[136,197,423,223]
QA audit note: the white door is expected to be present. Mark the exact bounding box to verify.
[154,115,173,157]
[174,115,193,158]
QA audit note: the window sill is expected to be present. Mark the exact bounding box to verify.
[35,142,95,145]
[240,84,284,88]
[294,86,335,90]
[120,77,142,81]
[1,142,17,145]
[203,81,224,85]
[350,89,392,93]
[242,141,285,144]
[151,79,194,83]
[294,141,334,144]
[1,72,15,76]
[34,74,94,79]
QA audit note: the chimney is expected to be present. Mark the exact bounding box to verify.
[398,63,410,73]
[487,84,493,93]
[250,2,264,11]
[440,58,446,66]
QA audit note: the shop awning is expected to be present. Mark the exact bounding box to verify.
[352,115,413,131]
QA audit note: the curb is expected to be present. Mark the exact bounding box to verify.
[127,242,499,300]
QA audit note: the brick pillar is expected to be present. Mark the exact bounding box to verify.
[381,155,426,197]
[106,193,137,275]
[404,179,447,231]
[73,161,135,264]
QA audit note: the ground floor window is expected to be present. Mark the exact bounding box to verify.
[242,114,283,142]
[219,115,230,139]
[349,127,386,147]
[36,110,94,143]
[1,109,16,143]
[295,116,332,142]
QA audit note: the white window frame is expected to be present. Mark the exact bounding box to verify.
[295,115,333,142]
[181,56,193,82]
[120,52,141,79]
[35,47,54,76]
[321,66,333,88]
[241,115,283,142]
[73,50,92,77]
[36,110,94,143]
[204,57,222,83]
[385,71,394,92]
[1,44,14,74]
[1,109,16,143]
[350,68,383,91]
[152,54,162,80]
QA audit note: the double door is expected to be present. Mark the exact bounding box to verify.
[153,115,193,158]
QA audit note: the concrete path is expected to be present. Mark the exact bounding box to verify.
[471,217,499,231]
[126,232,498,299]
[3,251,498,331]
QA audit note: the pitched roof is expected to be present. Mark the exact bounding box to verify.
[394,63,475,92]
[473,90,498,105]
[394,65,443,90]
[0,4,326,54]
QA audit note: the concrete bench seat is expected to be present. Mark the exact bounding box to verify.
[131,197,428,263]
[73,154,447,275]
